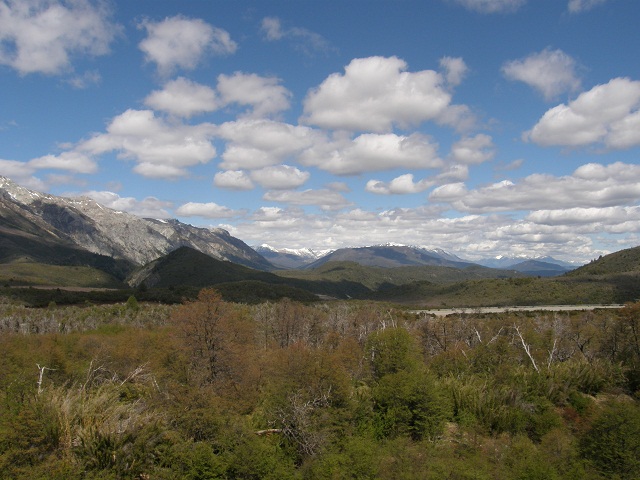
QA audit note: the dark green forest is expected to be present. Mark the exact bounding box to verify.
[1,292,640,479]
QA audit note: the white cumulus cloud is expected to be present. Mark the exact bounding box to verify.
[176,201,241,219]
[300,132,442,175]
[216,119,321,170]
[144,77,218,118]
[249,165,310,190]
[449,134,495,164]
[216,72,292,118]
[29,151,97,174]
[440,56,468,87]
[526,206,640,228]
[78,109,217,179]
[214,170,254,190]
[366,174,434,195]
[263,189,351,211]
[525,77,640,148]
[429,161,640,213]
[138,15,237,75]
[503,48,582,101]
[0,0,120,75]
[0,159,44,190]
[301,56,468,132]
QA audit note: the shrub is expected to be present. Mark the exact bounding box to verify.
[372,369,451,441]
[579,399,640,479]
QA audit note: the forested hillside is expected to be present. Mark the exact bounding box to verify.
[1,293,639,479]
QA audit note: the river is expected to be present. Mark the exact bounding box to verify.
[413,304,625,317]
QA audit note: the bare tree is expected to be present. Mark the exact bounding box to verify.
[271,387,332,457]
[171,289,234,384]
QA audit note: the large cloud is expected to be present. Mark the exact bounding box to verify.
[263,189,351,211]
[526,206,640,231]
[2,155,99,190]
[214,170,254,190]
[138,15,237,75]
[449,134,495,164]
[0,0,120,75]
[429,162,640,213]
[366,164,469,195]
[216,119,321,170]
[216,72,292,118]
[525,78,640,148]
[300,56,468,132]
[78,109,217,179]
[144,77,218,118]
[216,165,310,191]
[249,165,310,190]
[0,159,45,190]
[175,201,242,219]
[366,174,435,195]
[28,151,97,174]
[502,48,582,101]
[144,73,291,119]
[299,132,442,175]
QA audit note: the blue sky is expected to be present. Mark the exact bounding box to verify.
[1,0,640,263]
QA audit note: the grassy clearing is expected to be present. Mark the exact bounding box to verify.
[0,262,125,289]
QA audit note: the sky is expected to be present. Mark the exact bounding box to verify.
[1,0,640,264]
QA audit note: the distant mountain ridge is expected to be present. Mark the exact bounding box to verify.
[476,255,577,270]
[508,260,572,277]
[255,243,578,274]
[253,244,327,269]
[304,244,473,269]
[0,177,271,271]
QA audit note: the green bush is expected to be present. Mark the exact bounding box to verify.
[579,399,640,479]
[365,327,420,379]
[372,369,451,441]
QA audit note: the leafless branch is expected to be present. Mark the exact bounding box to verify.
[547,338,558,371]
[514,324,539,373]
[36,363,57,394]
[474,327,482,344]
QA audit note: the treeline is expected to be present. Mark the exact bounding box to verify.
[1,291,639,479]
[0,280,319,309]
[0,286,197,308]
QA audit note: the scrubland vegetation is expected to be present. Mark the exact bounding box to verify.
[1,291,640,479]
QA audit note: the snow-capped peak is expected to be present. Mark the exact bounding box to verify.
[255,244,323,259]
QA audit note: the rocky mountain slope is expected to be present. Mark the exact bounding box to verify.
[0,177,271,271]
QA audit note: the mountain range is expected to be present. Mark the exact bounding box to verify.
[1,177,578,291]
[3,177,640,306]
[255,243,575,276]
[0,177,270,272]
